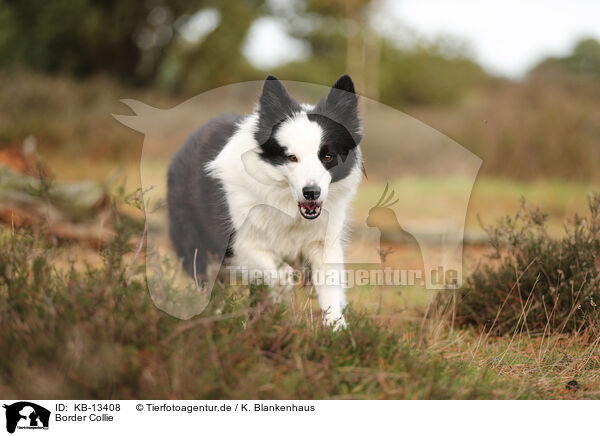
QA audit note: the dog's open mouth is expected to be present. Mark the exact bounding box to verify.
[299,201,322,220]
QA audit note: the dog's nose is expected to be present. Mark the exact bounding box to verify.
[302,185,321,200]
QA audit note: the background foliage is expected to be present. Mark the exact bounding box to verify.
[1,0,599,179]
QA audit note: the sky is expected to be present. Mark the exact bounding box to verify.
[240,0,600,78]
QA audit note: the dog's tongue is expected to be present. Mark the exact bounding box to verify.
[301,202,319,211]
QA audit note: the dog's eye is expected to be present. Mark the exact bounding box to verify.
[288,154,298,162]
[323,153,334,162]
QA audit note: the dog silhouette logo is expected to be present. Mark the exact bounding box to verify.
[3,402,50,434]
[113,80,482,319]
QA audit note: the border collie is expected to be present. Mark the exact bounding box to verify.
[167,75,362,328]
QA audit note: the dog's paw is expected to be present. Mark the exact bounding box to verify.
[323,313,347,331]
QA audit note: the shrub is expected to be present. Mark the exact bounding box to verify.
[447,194,600,335]
[0,224,532,399]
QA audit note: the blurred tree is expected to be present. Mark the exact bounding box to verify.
[0,0,490,105]
[378,41,489,106]
[158,0,264,94]
[271,0,372,94]
[270,0,347,86]
[532,38,600,79]
[272,0,488,106]
[0,0,262,87]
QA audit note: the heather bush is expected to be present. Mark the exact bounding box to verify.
[0,224,532,399]
[448,194,600,335]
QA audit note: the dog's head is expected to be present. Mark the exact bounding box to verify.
[255,74,362,220]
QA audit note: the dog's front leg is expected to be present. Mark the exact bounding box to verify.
[233,246,295,302]
[309,241,347,330]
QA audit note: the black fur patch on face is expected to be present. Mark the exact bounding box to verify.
[255,75,301,165]
[257,120,288,165]
[307,113,359,182]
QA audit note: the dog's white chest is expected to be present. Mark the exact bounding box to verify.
[237,203,327,260]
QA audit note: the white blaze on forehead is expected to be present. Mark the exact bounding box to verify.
[275,113,322,156]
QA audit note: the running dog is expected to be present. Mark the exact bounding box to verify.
[167,74,362,328]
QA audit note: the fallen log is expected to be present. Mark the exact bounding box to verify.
[0,164,114,245]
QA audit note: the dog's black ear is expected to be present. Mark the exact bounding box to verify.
[256,75,300,145]
[324,74,358,112]
[258,75,298,120]
[331,74,355,94]
[314,74,361,143]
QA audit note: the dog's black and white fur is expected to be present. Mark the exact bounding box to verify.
[167,75,362,328]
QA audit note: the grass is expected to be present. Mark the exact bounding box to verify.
[35,152,600,239]
[432,330,600,399]
[3,161,600,398]
[1,213,599,399]
[354,176,600,237]
[0,225,541,400]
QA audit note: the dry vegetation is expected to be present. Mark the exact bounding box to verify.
[408,71,600,181]
[2,70,600,182]
[0,220,530,400]
[443,194,600,335]
[0,224,544,400]
[1,192,600,399]
[2,72,600,400]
